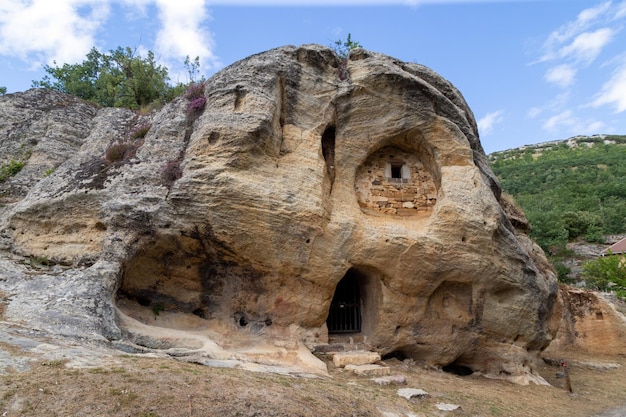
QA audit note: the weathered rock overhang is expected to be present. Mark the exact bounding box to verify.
[0,45,560,381]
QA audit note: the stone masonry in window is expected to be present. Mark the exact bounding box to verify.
[355,146,437,217]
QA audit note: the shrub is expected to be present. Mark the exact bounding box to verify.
[184,82,204,100]
[104,141,141,165]
[105,142,130,163]
[331,33,362,80]
[583,252,626,298]
[184,82,206,116]
[0,160,25,182]
[554,262,572,283]
[129,123,151,139]
[160,159,182,186]
[187,96,206,116]
[331,33,362,60]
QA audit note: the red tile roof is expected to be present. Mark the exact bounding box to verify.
[603,237,626,255]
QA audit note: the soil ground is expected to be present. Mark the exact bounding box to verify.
[1,349,625,417]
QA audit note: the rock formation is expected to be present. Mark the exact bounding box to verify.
[546,287,626,357]
[0,45,562,380]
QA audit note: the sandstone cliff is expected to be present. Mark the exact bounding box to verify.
[0,45,562,381]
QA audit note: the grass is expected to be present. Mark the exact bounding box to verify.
[0,352,625,417]
[0,159,25,183]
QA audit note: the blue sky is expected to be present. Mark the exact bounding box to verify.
[1,1,626,153]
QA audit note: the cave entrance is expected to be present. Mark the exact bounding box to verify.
[327,268,364,334]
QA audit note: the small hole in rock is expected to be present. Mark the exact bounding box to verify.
[136,296,151,307]
[239,316,248,327]
[264,318,273,326]
[306,238,311,244]
[193,308,206,319]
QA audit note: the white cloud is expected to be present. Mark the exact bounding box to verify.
[615,0,626,19]
[0,0,219,82]
[531,1,625,136]
[544,64,576,88]
[154,0,219,73]
[527,92,571,119]
[542,110,605,135]
[203,0,515,4]
[0,0,110,67]
[543,1,611,50]
[477,110,504,136]
[558,27,614,64]
[537,2,614,64]
[543,110,574,132]
[592,62,626,112]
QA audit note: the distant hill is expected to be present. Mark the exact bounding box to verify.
[488,135,626,259]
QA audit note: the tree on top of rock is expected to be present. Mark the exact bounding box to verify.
[332,33,362,59]
[31,47,198,110]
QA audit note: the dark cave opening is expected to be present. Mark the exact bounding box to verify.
[442,362,474,376]
[321,126,336,187]
[327,269,362,334]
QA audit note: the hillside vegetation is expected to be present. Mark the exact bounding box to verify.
[488,135,626,278]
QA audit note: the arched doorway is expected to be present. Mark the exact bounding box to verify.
[327,269,362,334]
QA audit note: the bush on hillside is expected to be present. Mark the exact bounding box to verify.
[583,252,626,298]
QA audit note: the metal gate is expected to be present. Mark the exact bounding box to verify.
[327,273,361,333]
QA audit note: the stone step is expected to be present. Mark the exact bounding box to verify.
[332,350,381,367]
[345,364,391,376]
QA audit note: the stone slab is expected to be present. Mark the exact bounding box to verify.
[397,388,429,400]
[345,364,390,376]
[332,350,381,367]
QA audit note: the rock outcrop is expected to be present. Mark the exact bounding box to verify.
[0,45,561,380]
[546,287,626,357]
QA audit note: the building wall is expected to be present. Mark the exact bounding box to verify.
[355,146,437,217]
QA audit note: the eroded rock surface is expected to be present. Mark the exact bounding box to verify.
[546,287,626,357]
[0,45,562,380]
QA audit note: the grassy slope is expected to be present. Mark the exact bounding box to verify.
[1,353,625,417]
[489,136,626,278]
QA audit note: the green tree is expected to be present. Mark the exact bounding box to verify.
[332,33,362,59]
[32,47,199,110]
[582,253,626,298]
[0,86,6,95]
[489,137,626,251]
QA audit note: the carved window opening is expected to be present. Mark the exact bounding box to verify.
[385,161,411,183]
[391,164,402,179]
[356,146,436,217]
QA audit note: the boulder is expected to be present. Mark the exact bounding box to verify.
[545,287,626,356]
[0,44,561,380]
